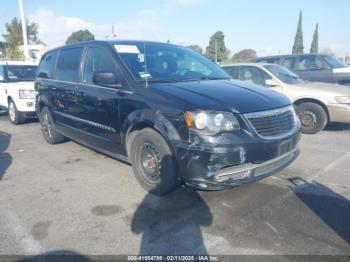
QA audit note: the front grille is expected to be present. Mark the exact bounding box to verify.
[244,106,297,138]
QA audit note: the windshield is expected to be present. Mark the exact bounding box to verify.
[6,65,37,82]
[264,64,303,84]
[115,42,230,83]
[323,55,347,69]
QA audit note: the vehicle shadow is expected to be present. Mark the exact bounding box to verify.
[17,250,91,262]
[325,123,350,132]
[289,177,350,245]
[131,188,213,255]
[0,131,12,181]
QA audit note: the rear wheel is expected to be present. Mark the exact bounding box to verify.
[129,128,179,195]
[40,107,65,144]
[8,99,25,125]
[296,102,328,134]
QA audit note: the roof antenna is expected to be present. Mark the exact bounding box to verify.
[141,19,149,88]
[143,40,148,88]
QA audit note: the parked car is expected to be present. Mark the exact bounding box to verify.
[35,41,300,195]
[222,63,350,134]
[0,61,38,124]
[256,54,350,86]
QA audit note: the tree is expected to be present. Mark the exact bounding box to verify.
[292,11,304,54]
[65,30,95,44]
[188,44,203,54]
[0,41,6,58]
[205,31,229,62]
[2,17,42,60]
[231,49,257,63]
[2,17,41,47]
[310,23,319,53]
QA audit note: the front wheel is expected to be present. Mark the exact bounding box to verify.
[129,128,179,195]
[8,99,25,125]
[40,107,65,144]
[296,102,328,134]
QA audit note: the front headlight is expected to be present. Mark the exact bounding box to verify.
[184,111,240,134]
[335,96,350,104]
[292,106,301,127]
[19,90,35,99]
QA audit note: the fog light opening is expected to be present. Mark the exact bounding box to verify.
[215,169,251,182]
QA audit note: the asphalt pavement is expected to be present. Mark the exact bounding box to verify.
[0,114,350,259]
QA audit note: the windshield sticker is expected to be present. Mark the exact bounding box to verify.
[114,45,140,54]
[138,54,145,63]
[139,72,151,79]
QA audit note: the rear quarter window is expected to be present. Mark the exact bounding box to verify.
[0,65,4,81]
[56,47,83,82]
[37,50,59,79]
[281,57,296,70]
[257,57,281,64]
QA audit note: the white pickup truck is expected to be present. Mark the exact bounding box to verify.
[0,61,38,124]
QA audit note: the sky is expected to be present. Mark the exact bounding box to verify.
[0,0,349,57]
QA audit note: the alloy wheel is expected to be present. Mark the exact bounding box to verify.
[41,112,53,140]
[9,102,16,122]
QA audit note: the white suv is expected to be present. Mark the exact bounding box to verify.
[0,61,38,124]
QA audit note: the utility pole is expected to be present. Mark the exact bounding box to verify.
[19,0,30,61]
[215,39,218,63]
[112,24,117,39]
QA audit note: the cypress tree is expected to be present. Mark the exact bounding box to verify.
[205,31,228,62]
[310,23,319,53]
[292,12,304,54]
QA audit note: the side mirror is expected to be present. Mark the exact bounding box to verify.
[93,72,121,88]
[37,72,48,78]
[265,79,279,87]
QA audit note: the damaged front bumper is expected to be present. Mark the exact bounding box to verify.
[184,147,299,190]
[174,130,300,191]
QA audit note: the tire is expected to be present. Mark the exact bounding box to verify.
[129,128,179,195]
[295,102,328,134]
[40,107,65,144]
[8,99,25,125]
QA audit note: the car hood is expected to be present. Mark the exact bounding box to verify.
[293,81,350,96]
[4,81,35,90]
[333,66,350,74]
[151,79,291,114]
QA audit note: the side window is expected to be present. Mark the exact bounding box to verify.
[81,47,120,87]
[239,66,271,86]
[0,65,4,81]
[223,66,239,79]
[37,50,58,79]
[295,56,326,70]
[281,57,295,69]
[56,48,83,82]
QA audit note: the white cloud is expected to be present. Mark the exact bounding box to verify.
[29,9,164,48]
[137,0,207,18]
[166,0,207,6]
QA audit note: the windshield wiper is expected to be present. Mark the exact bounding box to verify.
[9,79,35,82]
[179,76,231,82]
[279,73,298,79]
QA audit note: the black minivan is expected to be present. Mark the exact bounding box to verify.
[35,40,300,195]
[256,54,350,85]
